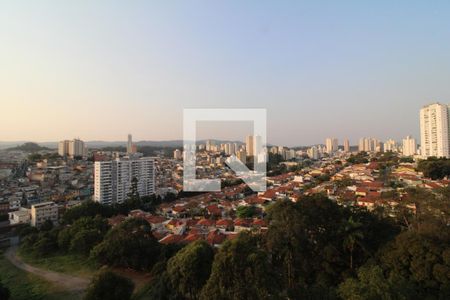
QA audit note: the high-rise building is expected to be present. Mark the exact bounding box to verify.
[384,139,398,152]
[307,146,319,160]
[402,135,417,157]
[229,143,235,155]
[420,102,450,158]
[68,139,86,157]
[127,134,133,154]
[94,156,156,205]
[359,137,380,153]
[237,149,247,164]
[206,140,215,152]
[325,138,338,153]
[58,139,86,158]
[344,139,350,152]
[246,135,254,156]
[173,149,182,160]
[58,140,70,157]
[270,146,278,155]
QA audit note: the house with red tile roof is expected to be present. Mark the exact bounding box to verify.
[195,218,216,231]
[182,233,203,244]
[206,204,222,217]
[159,234,186,245]
[206,230,227,247]
[234,218,253,232]
[356,197,376,210]
[216,218,234,232]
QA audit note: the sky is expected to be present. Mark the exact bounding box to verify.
[1,1,450,147]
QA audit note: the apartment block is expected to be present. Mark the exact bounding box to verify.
[30,201,58,227]
[94,156,156,205]
[420,102,450,158]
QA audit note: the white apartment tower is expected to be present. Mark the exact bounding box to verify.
[94,156,156,205]
[58,139,87,158]
[237,149,247,164]
[127,134,133,154]
[246,135,254,156]
[384,139,397,152]
[246,135,262,157]
[344,139,350,153]
[173,149,182,160]
[402,135,417,157]
[325,138,338,153]
[58,140,70,157]
[359,137,380,153]
[420,103,450,158]
[307,146,320,160]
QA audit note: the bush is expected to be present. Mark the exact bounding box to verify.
[84,271,134,300]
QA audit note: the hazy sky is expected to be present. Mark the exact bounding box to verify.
[1,1,450,146]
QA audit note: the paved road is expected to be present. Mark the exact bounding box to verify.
[5,246,90,292]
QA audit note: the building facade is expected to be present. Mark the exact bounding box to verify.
[58,139,87,158]
[402,135,417,157]
[325,138,338,153]
[343,139,350,152]
[30,201,58,227]
[420,102,450,158]
[94,156,156,205]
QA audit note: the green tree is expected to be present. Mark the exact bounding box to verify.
[417,157,450,180]
[84,271,134,300]
[341,230,450,300]
[58,216,110,255]
[200,233,277,300]
[62,201,115,224]
[342,217,364,270]
[127,177,141,207]
[236,205,257,218]
[266,196,348,295]
[338,264,410,300]
[90,218,160,270]
[40,219,54,231]
[167,240,214,299]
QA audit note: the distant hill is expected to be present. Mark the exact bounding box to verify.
[5,142,51,152]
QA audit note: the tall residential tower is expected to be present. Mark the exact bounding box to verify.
[420,103,450,158]
[94,156,156,205]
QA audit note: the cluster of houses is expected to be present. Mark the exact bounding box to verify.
[107,157,450,248]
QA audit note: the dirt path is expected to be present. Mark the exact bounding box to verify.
[5,246,90,292]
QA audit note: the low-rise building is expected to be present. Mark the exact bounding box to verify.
[31,201,58,227]
[9,207,31,225]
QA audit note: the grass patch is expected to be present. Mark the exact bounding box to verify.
[0,250,81,300]
[18,250,97,279]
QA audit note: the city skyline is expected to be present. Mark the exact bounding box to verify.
[2,1,450,145]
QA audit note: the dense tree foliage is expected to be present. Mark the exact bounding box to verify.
[20,227,60,257]
[200,233,277,300]
[347,152,369,164]
[265,195,397,298]
[90,218,160,270]
[236,205,258,218]
[339,230,450,299]
[167,240,214,299]
[58,216,110,255]
[62,201,115,224]
[417,157,450,180]
[84,271,134,300]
